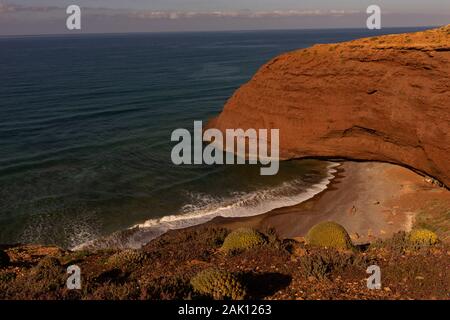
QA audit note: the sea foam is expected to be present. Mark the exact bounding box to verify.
[74,162,340,250]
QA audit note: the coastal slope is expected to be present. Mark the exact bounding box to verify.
[209,162,450,244]
[209,25,450,187]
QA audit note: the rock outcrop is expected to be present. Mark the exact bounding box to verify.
[209,25,450,188]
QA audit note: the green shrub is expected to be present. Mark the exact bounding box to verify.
[0,250,10,268]
[263,227,284,249]
[371,229,439,253]
[306,221,353,250]
[408,229,439,248]
[143,275,192,300]
[190,268,246,300]
[299,253,330,279]
[369,231,409,253]
[220,228,266,254]
[175,227,229,247]
[299,249,361,279]
[106,250,147,269]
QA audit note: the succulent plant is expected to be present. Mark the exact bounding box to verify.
[306,221,353,250]
[190,268,246,300]
[106,249,147,269]
[408,229,439,248]
[220,228,266,253]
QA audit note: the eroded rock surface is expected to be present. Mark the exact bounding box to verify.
[210,25,450,187]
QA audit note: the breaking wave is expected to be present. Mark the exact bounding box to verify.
[75,162,339,250]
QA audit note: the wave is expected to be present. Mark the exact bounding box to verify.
[74,162,340,250]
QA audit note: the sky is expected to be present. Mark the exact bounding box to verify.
[0,0,449,35]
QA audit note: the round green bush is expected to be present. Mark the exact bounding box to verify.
[106,250,147,269]
[0,250,10,268]
[190,268,246,300]
[408,229,438,247]
[220,228,266,253]
[306,221,353,250]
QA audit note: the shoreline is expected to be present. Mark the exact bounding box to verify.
[76,160,450,250]
[75,161,339,250]
[2,161,449,301]
[205,161,450,244]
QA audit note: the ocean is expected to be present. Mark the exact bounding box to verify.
[0,27,425,248]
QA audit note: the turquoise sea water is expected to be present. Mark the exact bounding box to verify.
[0,27,425,248]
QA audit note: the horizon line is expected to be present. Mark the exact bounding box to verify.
[0,24,438,39]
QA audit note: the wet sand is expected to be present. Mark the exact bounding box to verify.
[79,161,450,250]
[208,161,450,244]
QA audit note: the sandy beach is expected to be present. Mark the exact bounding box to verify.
[78,160,450,250]
[2,23,449,301]
[4,160,449,300]
[208,161,450,244]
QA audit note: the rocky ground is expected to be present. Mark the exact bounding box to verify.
[0,223,448,300]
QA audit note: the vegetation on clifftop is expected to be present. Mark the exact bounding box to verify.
[191,268,246,300]
[306,221,353,250]
[221,228,266,254]
[0,223,448,300]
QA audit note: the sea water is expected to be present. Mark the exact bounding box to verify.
[0,27,425,248]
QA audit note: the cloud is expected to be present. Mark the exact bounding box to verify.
[0,3,361,20]
[0,3,16,14]
[2,3,446,35]
[0,3,59,14]
[128,9,362,20]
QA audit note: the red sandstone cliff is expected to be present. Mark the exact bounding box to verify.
[210,25,450,187]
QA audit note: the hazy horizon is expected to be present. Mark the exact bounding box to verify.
[0,25,438,38]
[0,0,449,35]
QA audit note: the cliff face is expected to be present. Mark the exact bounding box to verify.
[210,25,450,187]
